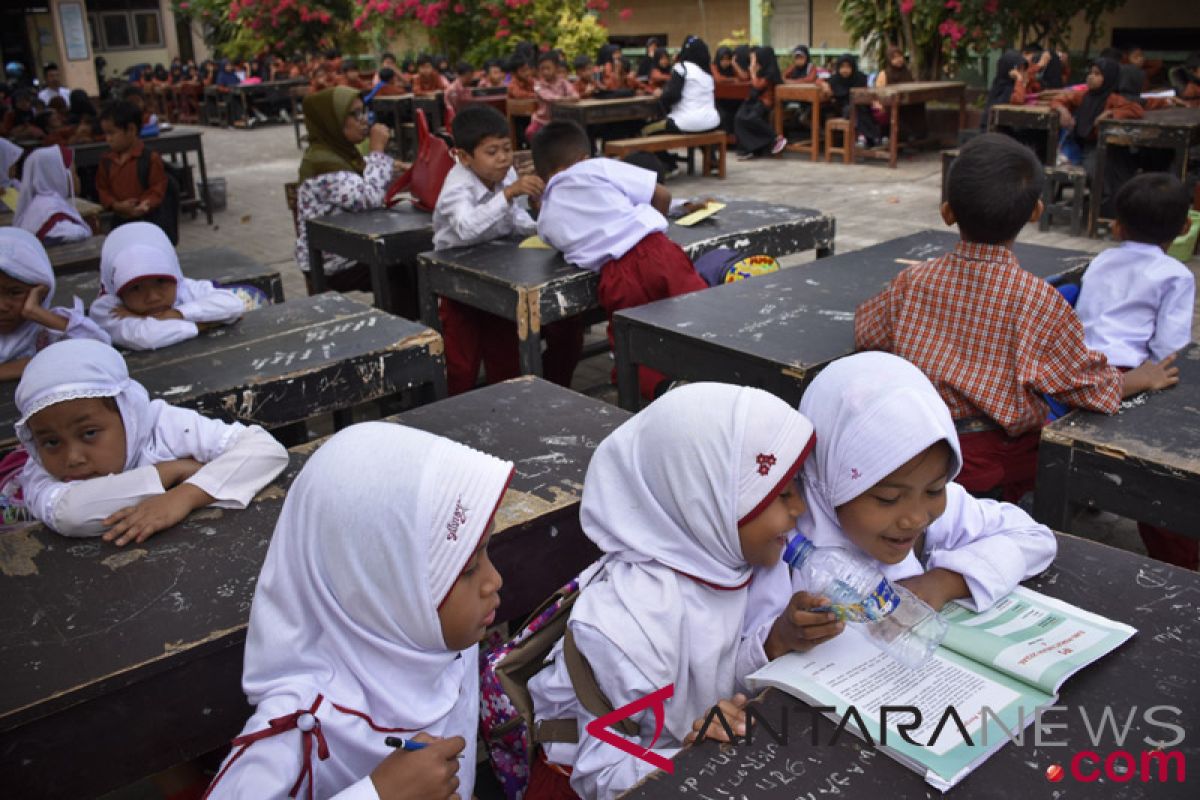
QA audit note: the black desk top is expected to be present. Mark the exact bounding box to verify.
[421,200,835,293]
[306,206,435,264]
[0,294,442,438]
[57,247,281,306]
[623,533,1200,799]
[616,229,1090,372]
[1042,342,1200,479]
[0,377,624,733]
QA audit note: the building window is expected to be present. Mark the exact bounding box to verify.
[89,0,163,51]
[100,12,132,49]
[132,11,162,46]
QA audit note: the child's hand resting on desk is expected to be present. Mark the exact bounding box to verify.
[764,591,844,659]
[100,458,210,546]
[685,693,748,745]
[370,733,465,800]
[503,174,545,203]
[1122,352,1179,397]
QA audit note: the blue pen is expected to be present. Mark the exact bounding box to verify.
[384,736,427,751]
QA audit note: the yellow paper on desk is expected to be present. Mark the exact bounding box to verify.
[674,201,726,227]
[519,235,552,249]
[0,187,18,212]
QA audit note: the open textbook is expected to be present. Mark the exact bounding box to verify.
[747,586,1136,791]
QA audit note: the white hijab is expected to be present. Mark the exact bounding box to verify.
[573,383,815,741]
[0,228,56,361]
[13,145,87,237]
[98,221,193,302]
[235,422,512,792]
[797,352,962,577]
[0,137,21,190]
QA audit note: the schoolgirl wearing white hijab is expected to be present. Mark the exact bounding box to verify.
[205,422,514,800]
[90,221,244,350]
[15,338,288,541]
[792,351,1056,613]
[528,383,818,800]
[13,145,92,244]
[0,137,22,190]
[0,228,109,380]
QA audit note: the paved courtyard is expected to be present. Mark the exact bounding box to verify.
[170,120,1200,566]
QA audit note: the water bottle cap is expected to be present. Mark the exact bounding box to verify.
[783,534,815,567]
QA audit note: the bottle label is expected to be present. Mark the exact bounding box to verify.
[817,578,901,622]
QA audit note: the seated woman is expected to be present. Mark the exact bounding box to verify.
[733,46,787,159]
[642,36,721,174]
[828,54,881,148]
[13,145,91,245]
[873,46,926,141]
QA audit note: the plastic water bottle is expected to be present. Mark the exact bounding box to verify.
[784,534,949,669]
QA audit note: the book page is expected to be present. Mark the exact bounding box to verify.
[747,627,1053,789]
[940,586,1136,694]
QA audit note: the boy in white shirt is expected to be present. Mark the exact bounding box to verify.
[532,120,708,399]
[1076,171,1196,570]
[433,104,583,394]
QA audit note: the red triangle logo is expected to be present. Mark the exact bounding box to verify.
[584,684,676,774]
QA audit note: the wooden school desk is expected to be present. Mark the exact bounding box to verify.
[417,200,836,377]
[612,229,1090,410]
[551,96,663,146]
[1035,342,1200,538]
[774,83,824,161]
[989,103,1060,165]
[0,294,447,447]
[620,532,1200,799]
[0,377,626,799]
[714,81,753,101]
[71,128,215,225]
[1089,108,1200,237]
[849,81,967,168]
[57,246,286,306]
[46,234,104,274]
[305,205,434,319]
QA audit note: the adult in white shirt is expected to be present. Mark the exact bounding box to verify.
[654,36,721,134]
[1076,173,1194,369]
[36,64,71,106]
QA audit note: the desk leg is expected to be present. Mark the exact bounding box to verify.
[888,104,899,168]
[957,89,966,144]
[1089,135,1107,238]
[810,99,821,162]
[516,291,544,377]
[308,241,328,294]
[195,138,213,225]
[774,94,784,143]
[1033,435,1075,532]
[613,317,640,412]
[847,103,858,163]
[416,261,442,332]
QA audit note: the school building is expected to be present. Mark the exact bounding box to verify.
[599,0,1200,62]
[2,1,209,98]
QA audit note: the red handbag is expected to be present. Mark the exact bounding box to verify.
[385,109,455,212]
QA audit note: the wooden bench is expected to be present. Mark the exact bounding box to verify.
[825,118,851,163]
[0,377,627,799]
[1040,164,1089,237]
[602,131,727,178]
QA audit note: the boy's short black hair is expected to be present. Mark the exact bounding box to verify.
[452,104,510,154]
[1115,172,1191,245]
[381,52,397,63]
[573,54,592,70]
[456,60,474,77]
[531,120,590,179]
[508,56,530,72]
[100,100,142,132]
[537,51,559,67]
[484,59,502,71]
[1099,46,1123,63]
[416,54,433,67]
[377,67,396,83]
[946,133,1044,245]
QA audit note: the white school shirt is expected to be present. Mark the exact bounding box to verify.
[1075,241,1195,368]
[667,62,720,132]
[431,163,535,251]
[89,278,245,351]
[23,413,288,536]
[37,86,71,106]
[536,158,667,272]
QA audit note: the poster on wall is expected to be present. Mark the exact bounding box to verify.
[59,2,90,61]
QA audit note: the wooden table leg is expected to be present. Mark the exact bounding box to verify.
[810,98,821,162]
[888,103,899,168]
[416,260,442,333]
[307,240,327,294]
[958,89,966,141]
[774,93,785,143]
[1033,434,1076,532]
[847,102,858,163]
[1089,131,1108,238]
[613,316,640,412]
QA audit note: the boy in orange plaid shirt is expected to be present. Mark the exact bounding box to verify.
[855,133,1178,502]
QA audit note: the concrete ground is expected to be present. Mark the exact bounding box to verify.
[99,118,1198,800]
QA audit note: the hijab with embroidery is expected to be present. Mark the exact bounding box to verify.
[13,145,89,241]
[797,351,962,579]
[570,383,815,741]
[1074,57,1120,140]
[298,86,366,181]
[206,422,512,799]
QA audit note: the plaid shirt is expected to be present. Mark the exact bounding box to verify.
[855,241,1123,436]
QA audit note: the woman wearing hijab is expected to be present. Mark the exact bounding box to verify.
[205,422,511,799]
[784,45,817,83]
[828,53,881,147]
[710,46,742,133]
[980,50,1029,130]
[294,86,394,298]
[734,46,787,159]
[872,45,926,140]
[14,145,91,244]
[640,36,720,174]
[636,37,660,80]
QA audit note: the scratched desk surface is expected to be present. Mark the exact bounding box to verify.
[0,293,446,443]
[56,246,285,306]
[622,533,1200,799]
[46,235,105,275]
[0,377,624,798]
[612,229,1090,408]
[1036,342,1200,536]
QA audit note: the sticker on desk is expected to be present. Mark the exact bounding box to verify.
[1,187,17,212]
[673,201,726,227]
[519,235,552,249]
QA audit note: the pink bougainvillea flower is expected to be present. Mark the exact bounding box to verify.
[900,0,914,13]
[179,1,189,9]
[496,27,511,38]
[618,7,632,20]
[454,2,465,12]
[945,0,961,10]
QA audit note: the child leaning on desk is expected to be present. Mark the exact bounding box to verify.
[432,104,584,395]
[532,120,708,399]
[12,339,287,543]
[1075,173,1196,570]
